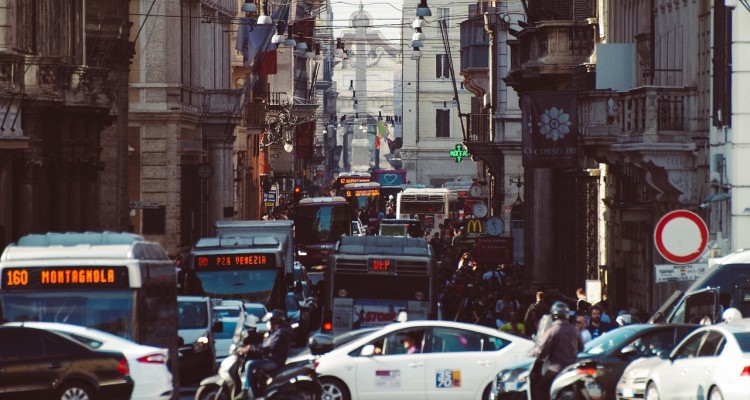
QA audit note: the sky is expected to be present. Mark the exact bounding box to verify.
[330,0,404,43]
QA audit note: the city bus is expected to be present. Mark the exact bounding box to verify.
[0,231,179,388]
[343,182,382,233]
[333,172,373,194]
[320,235,437,334]
[182,222,290,311]
[293,196,352,269]
[396,187,458,234]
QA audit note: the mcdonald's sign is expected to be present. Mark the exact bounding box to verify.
[464,218,484,237]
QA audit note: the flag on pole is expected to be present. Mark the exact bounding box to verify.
[521,92,578,169]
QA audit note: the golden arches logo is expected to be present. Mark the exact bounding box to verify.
[465,219,484,234]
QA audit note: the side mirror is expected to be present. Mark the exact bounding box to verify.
[360,344,376,357]
[309,333,335,355]
[657,350,670,360]
[212,320,224,333]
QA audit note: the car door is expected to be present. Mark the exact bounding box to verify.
[0,328,66,399]
[354,327,427,400]
[422,326,503,400]
[657,331,706,399]
[691,330,726,395]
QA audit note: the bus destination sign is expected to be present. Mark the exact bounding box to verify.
[338,177,371,185]
[344,188,380,198]
[2,266,130,290]
[368,258,396,273]
[195,253,275,269]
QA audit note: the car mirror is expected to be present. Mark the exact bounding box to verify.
[309,333,335,355]
[656,350,670,360]
[360,344,376,357]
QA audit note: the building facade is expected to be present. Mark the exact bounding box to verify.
[0,0,132,249]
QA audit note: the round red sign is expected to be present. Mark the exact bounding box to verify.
[654,210,709,264]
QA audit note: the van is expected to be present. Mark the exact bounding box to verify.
[177,296,222,385]
[652,249,750,324]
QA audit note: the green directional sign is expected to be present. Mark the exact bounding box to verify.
[449,144,468,162]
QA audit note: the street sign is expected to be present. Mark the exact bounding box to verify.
[654,263,709,283]
[263,191,277,208]
[473,236,513,264]
[129,201,160,209]
[654,210,709,264]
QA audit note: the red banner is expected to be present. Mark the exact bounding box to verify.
[521,92,578,168]
[295,120,315,160]
[473,236,513,264]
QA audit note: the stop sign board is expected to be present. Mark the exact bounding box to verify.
[654,210,708,264]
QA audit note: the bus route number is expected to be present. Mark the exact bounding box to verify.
[4,269,29,286]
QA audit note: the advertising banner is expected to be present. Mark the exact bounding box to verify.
[521,92,578,168]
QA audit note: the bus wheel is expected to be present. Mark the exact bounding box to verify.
[319,377,350,400]
[57,381,95,400]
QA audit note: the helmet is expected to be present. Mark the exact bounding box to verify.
[263,310,287,325]
[722,307,742,323]
[550,301,570,320]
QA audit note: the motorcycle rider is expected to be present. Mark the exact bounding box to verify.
[236,310,293,400]
[530,301,582,400]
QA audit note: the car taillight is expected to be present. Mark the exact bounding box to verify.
[117,358,130,376]
[741,366,750,376]
[137,353,168,364]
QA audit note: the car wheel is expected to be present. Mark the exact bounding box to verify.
[482,383,494,400]
[319,377,350,400]
[708,387,724,400]
[645,382,660,400]
[57,381,96,400]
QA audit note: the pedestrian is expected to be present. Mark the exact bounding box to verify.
[575,314,592,344]
[499,309,526,337]
[530,302,582,400]
[524,290,550,325]
[576,288,591,314]
[587,305,613,339]
[429,232,444,260]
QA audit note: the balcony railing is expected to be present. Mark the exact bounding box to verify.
[578,86,697,144]
[517,21,595,71]
[465,113,491,143]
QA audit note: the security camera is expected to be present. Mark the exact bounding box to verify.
[726,0,738,9]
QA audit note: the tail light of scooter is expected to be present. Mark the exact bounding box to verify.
[575,366,597,376]
[741,366,750,376]
[321,310,333,333]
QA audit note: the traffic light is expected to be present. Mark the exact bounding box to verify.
[293,185,303,203]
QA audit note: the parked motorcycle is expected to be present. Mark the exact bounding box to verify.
[548,360,603,400]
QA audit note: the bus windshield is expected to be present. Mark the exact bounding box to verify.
[191,269,279,303]
[294,203,350,245]
[0,290,136,340]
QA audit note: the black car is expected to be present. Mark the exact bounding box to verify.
[0,325,134,400]
[551,323,699,400]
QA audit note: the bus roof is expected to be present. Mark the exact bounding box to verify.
[335,235,431,257]
[401,187,450,194]
[193,236,281,250]
[337,172,371,178]
[298,196,347,204]
[1,232,171,262]
[343,182,381,188]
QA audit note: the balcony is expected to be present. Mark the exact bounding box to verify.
[459,14,489,97]
[506,20,596,90]
[579,86,699,204]
[464,113,492,143]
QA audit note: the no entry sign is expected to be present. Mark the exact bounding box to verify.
[654,210,709,264]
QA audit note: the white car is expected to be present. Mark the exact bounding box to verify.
[214,316,239,367]
[616,356,663,399]
[6,321,173,400]
[642,318,750,400]
[314,320,535,400]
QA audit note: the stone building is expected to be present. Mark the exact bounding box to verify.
[0,1,132,249]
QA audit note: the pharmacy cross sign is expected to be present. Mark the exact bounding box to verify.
[449,144,468,162]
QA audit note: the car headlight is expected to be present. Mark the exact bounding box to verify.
[193,335,209,352]
[297,250,308,257]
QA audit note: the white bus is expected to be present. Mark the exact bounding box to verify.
[396,187,458,234]
[0,231,178,390]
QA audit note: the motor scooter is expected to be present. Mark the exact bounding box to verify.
[195,321,323,400]
[548,360,603,400]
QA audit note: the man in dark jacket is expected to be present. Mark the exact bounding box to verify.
[238,310,293,400]
[531,301,582,400]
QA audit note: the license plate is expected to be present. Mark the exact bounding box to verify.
[586,382,602,400]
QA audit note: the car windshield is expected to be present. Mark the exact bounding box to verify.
[214,307,241,318]
[178,301,209,329]
[582,326,639,355]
